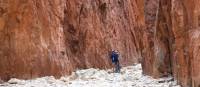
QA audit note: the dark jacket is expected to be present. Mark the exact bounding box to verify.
[110,51,119,63]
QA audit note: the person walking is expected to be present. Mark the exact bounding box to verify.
[110,50,120,73]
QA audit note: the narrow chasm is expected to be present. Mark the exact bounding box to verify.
[1,0,200,87]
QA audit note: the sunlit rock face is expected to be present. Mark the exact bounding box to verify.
[2,0,200,87]
[0,0,73,80]
[0,0,144,81]
[63,0,145,69]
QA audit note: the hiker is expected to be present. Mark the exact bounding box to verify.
[110,50,120,73]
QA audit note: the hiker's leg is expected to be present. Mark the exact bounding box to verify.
[118,62,120,73]
[115,62,118,73]
[116,62,120,73]
[112,63,115,72]
[113,63,116,73]
[114,61,120,73]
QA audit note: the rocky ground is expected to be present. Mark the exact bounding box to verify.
[0,64,180,87]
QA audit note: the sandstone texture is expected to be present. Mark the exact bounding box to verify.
[0,0,144,81]
[2,0,200,87]
[142,0,173,78]
[142,0,200,87]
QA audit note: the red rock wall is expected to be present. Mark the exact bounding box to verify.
[142,0,200,87]
[142,0,173,78]
[0,0,145,80]
[64,0,144,68]
[0,0,73,80]
[3,0,200,86]
[171,0,191,86]
[141,0,159,77]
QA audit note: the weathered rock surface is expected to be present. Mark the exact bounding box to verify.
[2,0,200,87]
[0,0,144,81]
[142,0,173,78]
[141,0,159,77]
[142,0,200,87]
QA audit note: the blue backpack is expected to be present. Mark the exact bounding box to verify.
[111,51,119,63]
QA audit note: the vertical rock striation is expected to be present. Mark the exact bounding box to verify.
[142,0,159,77]
[3,0,200,86]
[142,0,200,87]
[63,0,145,69]
[0,0,144,81]
[143,0,174,78]
[0,0,73,80]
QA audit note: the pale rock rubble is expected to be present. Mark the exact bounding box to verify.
[0,64,180,87]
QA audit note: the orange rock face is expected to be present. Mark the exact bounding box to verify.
[3,0,200,86]
[142,0,173,78]
[0,0,144,80]
[141,0,159,77]
[142,0,200,87]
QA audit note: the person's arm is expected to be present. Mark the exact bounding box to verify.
[117,53,120,59]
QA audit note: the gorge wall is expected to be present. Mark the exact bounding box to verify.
[1,0,200,87]
[142,0,200,87]
[0,0,144,81]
